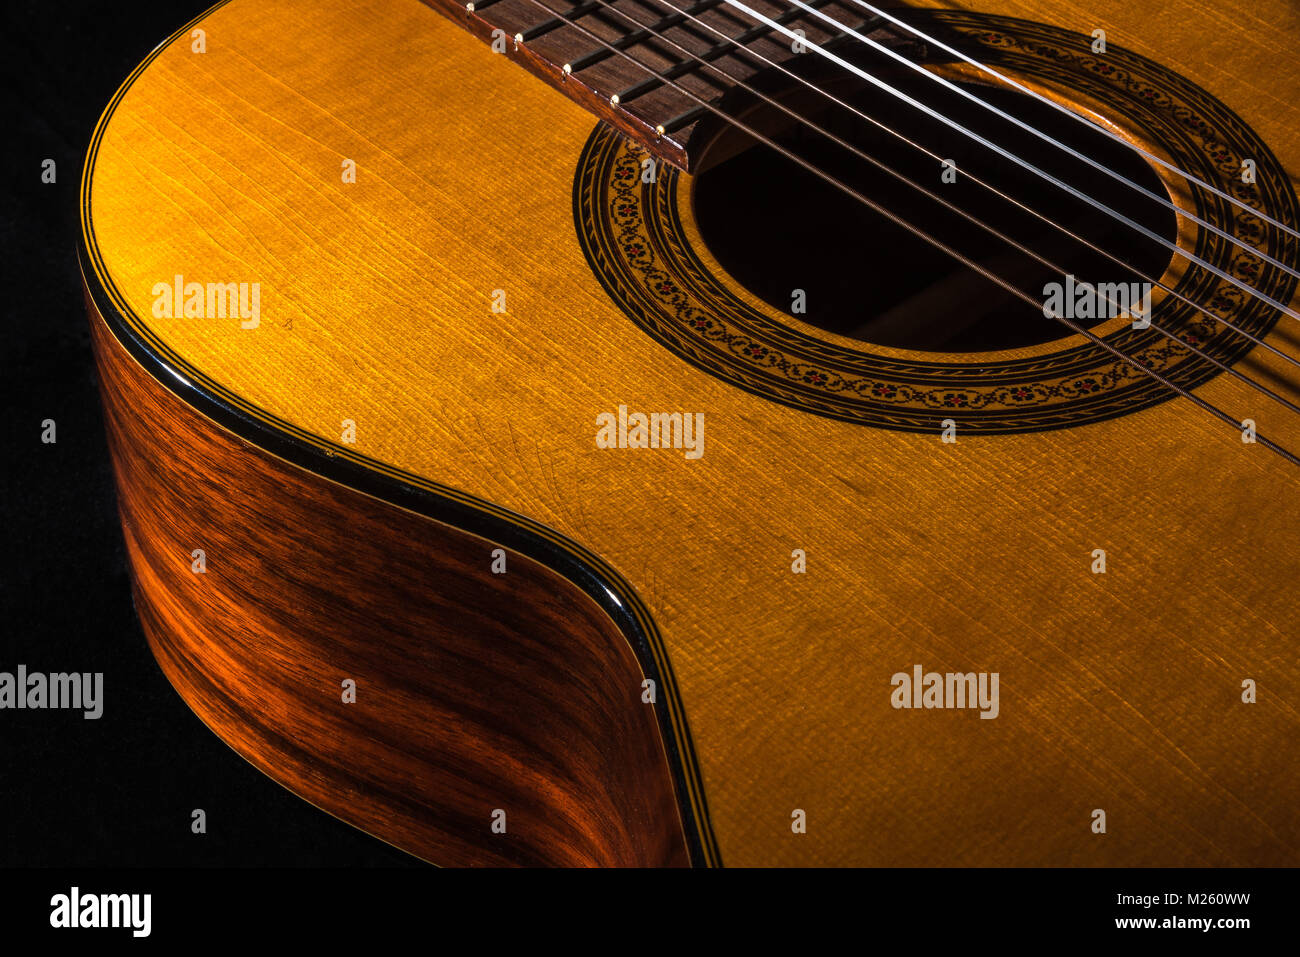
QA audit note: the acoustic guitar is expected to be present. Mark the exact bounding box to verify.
[80,0,1300,866]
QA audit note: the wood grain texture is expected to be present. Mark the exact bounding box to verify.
[83,0,1300,865]
[86,290,690,868]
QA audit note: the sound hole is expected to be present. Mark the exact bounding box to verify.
[690,68,1179,353]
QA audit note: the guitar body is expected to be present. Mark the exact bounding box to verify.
[81,0,1300,866]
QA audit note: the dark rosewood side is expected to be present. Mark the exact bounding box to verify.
[85,293,690,867]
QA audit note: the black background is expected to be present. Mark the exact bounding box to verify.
[1,0,415,868]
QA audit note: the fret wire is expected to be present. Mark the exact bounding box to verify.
[623,0,756,53]
[521,0,606,41]
[615,55,716,104]
[613,0,845,103]
[566,0,728,73]
[660,104,708,132]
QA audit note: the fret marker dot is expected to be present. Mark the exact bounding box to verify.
[610,94,620,106]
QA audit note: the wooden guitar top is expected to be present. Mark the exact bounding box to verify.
[82,0,1300,865]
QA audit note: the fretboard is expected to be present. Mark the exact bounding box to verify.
[416,0,931,170]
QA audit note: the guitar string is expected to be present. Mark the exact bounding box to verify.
[612,0,1300,422]
[771,0,1300,279]
[623,0,1300,380]
[518,0,1300,466]
[598,0,1300,419]
[560,0,1300,326]
[841,0,1300,242]
[716,0,1300,317]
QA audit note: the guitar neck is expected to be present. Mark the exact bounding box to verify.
[416,0,924,170]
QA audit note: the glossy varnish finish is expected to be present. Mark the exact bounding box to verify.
[87,295,690,867]
[83,0,1300,865]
